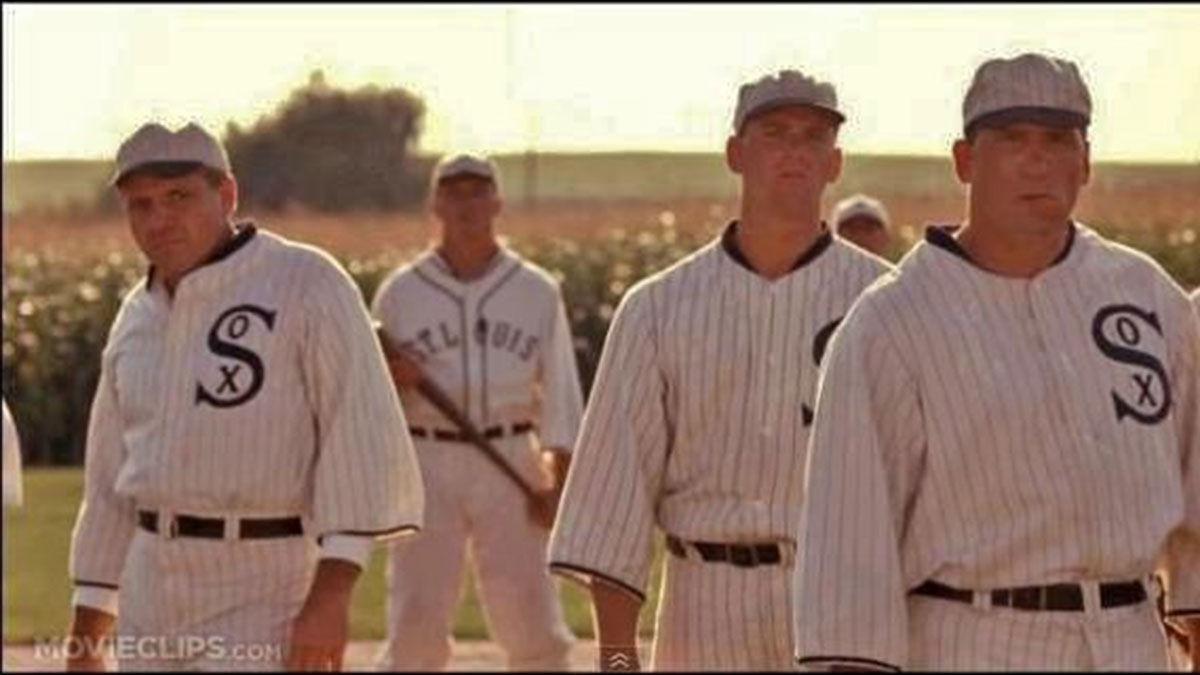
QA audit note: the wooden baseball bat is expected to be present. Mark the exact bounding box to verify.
[375,324,540,501]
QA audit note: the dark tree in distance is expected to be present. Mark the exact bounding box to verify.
[225,70,428,212]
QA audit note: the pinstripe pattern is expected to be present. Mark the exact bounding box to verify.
[3,398,24,507]
[371,246,583,669]
[67,226,425,657]
[793,223,1199,670]
[963,53,1091,130]
[549,223,890,669]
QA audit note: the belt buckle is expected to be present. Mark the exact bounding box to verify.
[164,511,179,540]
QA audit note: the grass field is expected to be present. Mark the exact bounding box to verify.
[1,468,665,644]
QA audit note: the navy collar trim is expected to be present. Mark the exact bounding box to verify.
[924,222,1075,270]
[145,221,258,291]
[719,220,833,275]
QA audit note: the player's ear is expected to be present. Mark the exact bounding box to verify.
[489,187,503,219]
[826,145,843,184]
[725,134,744,175]
[1081,138,1091,186]
[952,138,973,185]
[219,173,238,217]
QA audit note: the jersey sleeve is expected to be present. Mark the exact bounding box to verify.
[1159,288,1200,625]
[792,295,925,672]
[548,288,670,601]
[68,352,137,616]
[536,285,585,451]
[302,263,424,543]
[2,398,23,508]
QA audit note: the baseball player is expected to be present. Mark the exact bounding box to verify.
[793,53,1200,671]
[831,193,893,258]
[548,70,892,672]
[3,397,22,508]
[65,122,424,671]
[372,153,582,671]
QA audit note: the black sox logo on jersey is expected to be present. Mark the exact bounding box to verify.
[195,304,278,409]
[801,317,844,427]
[1091,303,1171,425]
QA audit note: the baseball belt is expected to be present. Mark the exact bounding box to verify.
[409,421,535,443]
[137,509,304,540]
[912,578,1147,611]
[665,534,788,568]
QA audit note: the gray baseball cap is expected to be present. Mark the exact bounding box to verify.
[733,69,845,133]
[431,153,500,186]
[962,53,1092,136]
[110,122,231,186]
[832,194,890,230]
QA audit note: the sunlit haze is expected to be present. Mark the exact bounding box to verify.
[4,4,1199,162]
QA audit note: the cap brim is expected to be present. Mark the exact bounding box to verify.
[111,160,215,188]
[738,98,845,132]
[435,169,495,183]
[966,106,1089,137]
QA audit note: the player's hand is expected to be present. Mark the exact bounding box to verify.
[65,652,107,672]
[65,606,114,671]
[384,348,425,390]
[1186,617,1199,671]
[526,488,561,530]
[286,586,351,671]
[598,645,641,672]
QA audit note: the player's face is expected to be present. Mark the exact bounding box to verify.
[727,105,843,209]
[118,170,237,285]
[432,176,501,240]
[836,216,891,257]
[955,122,1090,234]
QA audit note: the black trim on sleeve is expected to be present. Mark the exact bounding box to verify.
[1165,608,1200,619]
[73,579,119,591]
[796,655,902,672]
[549,562,646,603]
[328,524,421,541]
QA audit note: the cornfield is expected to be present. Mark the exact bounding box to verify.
[4,191,1199,466]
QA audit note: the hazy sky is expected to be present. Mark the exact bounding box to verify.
[5,4,1199,161]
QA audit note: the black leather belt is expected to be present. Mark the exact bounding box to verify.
[137,509,304,540]
[409,421,535,443]
[665,534,785,568]
[911,579,1147,611]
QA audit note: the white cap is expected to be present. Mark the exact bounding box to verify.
[733,69,844,133]
[431,153,500,186]
[111,122,230,186]
[962,53,1092,136]
[832,194,890,230]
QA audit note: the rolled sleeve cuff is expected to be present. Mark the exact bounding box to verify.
[73,585,119,617]
[796,656,902,672]
[549,561,646,602]
[319,534,374,569]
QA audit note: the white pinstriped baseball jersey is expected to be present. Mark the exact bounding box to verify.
[793,223,1200,671]
[3,398,22,507]
[549,222,890,669]
[371,246,583,454]
[69,224,425,617]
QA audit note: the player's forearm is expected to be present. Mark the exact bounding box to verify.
[1186,617,1199,667]
[591,580,641,650]
[302,558,362,611]
[542,448,571,489]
